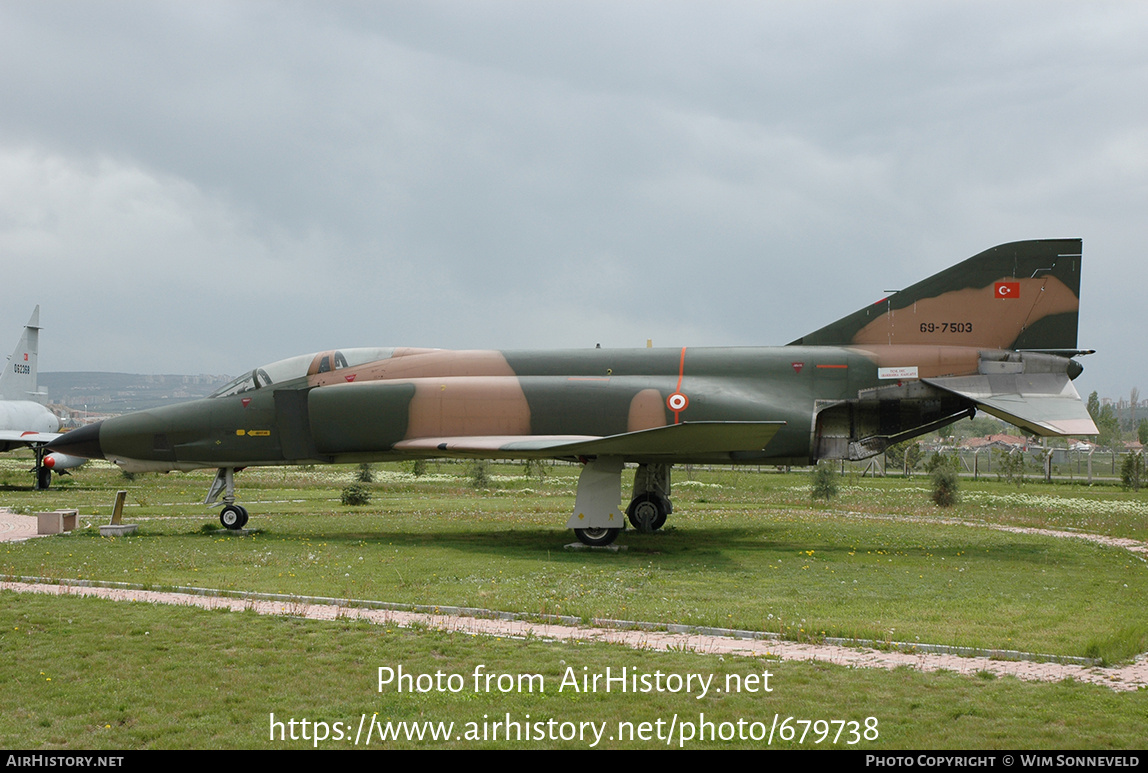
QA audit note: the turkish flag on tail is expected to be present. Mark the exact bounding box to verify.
[994,281,1020,299]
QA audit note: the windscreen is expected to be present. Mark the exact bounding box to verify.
[211,347,393,398]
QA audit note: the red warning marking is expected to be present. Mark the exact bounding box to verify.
[792,362,804,374]
[241,398,251,408]
[995,281,1020,299]
[670,347,689,423]
[23,353,28,361]
[816,364,848,369]
[345,373,357,382]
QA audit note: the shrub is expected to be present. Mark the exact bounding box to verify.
[810,462,838,501]
[470,462,490,489]
[1121,453,1144,492]
[523,458,548,482]
[924,451,958,474]
[341,483,371,506]
[411,459,427,478]
[356,463,375,483]
[995,449,1026,487]
[885,441,922,477]
[931,468,960,507]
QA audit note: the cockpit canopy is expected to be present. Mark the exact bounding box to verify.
[211,347,394,398]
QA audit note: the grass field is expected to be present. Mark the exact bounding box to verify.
[1,456,1146,749]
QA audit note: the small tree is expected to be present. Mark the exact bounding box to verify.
[931,467,960,507]
[810,461,839,501]
[356,463,375,483]
[1088,391,1122,448]
[924,451,957,474]
[996,448,1026,487]
[411,459,427,478]
[899,443,923,478]
[1121,452,1144,492]
[341,483,371,506]
[470,461,491,489]
[523,458,548,482]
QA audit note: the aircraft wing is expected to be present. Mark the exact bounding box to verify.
[922,374,1098,436]
[392,421,785,460]
[0,430,59,446]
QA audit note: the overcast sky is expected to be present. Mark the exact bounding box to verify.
[1,1,1144,401]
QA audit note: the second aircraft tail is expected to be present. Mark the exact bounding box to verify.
[0,306,45,402]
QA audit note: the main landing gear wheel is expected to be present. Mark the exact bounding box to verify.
[626,493,668,532]
[36,465,52,491]
[574,527,620,547]
[220,504,249,530]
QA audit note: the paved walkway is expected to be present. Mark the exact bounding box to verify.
[0,510,41,542]
[3,579,1146,692]
[4,508,1146,692]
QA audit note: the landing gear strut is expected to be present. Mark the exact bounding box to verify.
[32,447,51,490]
[567,459,677,544]
[627,463,672,532]
[567,457,624,546]
[206,468,249,530]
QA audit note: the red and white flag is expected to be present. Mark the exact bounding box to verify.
[994,281,1020,299]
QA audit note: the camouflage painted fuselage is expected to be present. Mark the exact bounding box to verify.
[72,342,1070,473]
[93,345,849,469]
[51,238,1095,476]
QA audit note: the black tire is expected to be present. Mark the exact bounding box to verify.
[626,493,668,532]
[220,505,246,530]
[36,465,51,490]
[574,527,620,547]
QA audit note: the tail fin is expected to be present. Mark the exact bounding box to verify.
[790,239,1082,352]
[0,306,45,401]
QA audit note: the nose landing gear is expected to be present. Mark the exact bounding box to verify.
[206,468,250,530]
[219,503,249,529]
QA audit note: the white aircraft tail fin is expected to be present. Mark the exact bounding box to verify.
[0,306,45,402]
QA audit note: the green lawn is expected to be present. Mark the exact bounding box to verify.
[1,458,1145,749]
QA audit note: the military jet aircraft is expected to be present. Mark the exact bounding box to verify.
[50,239,1096,545]
[0,307,85,489]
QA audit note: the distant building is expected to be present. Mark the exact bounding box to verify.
[960,434,1029,452]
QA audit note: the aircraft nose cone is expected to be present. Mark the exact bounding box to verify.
[46,421,105,460]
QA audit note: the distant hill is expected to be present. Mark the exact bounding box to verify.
[40,372,234,414]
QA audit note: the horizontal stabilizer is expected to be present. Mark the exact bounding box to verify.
[923,374,1098,437]
[393,421,784,460]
